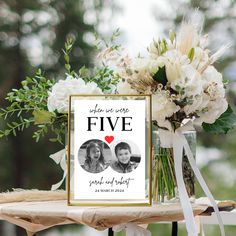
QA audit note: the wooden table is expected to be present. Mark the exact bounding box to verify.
[0,200,212,236]
[0,191,234,236]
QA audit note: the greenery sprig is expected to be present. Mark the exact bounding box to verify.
[0,34,122,144]
[0,68,68,143]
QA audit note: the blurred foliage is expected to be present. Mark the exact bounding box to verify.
[0,0,117,190]
[0,0,117,235]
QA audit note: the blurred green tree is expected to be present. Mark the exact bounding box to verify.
[0,0,117,235]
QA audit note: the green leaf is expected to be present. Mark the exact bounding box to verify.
[169,30,176,43]
[153,66,168,86]
[188,48,195,62]
[4,130,10,136]
[65,64,71,71]
[37,68,42,75]
[64,54,69,63]
[202,106,236,134]
[223,79,229,85]
[79,65,87,74]
[49,138,59,142]
[33,110,55,125]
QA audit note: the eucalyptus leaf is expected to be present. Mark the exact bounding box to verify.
[33,110,55,125]
[169,30,176,43]
[188,48,195,62]
[49,138,59,142]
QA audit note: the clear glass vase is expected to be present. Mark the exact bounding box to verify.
[152,130,196,203]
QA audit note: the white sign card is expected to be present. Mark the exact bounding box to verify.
[68,95,152,206]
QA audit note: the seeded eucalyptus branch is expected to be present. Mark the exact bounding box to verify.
[64,35,121,93]
[63,38,76,77]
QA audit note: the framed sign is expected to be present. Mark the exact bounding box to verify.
[67,94,152,206]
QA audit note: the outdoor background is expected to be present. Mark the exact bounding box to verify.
[0,0,236,235]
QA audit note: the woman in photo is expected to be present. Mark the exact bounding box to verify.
[82,141,108,173]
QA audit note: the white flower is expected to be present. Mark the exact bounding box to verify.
[199,35,209,49]
[183,65,226,121]
[191,47,210,70]
[148,41,159,56]
[170,64,203,98]
[47,76,102,113]
[202,66,225,99]
[148,39,174,58]
[152,91,180,129]
[203,66,222,83]
[194,98,228,124]
[162,50,203,98]
[184,93,210,115]
[205,82,225,100]
[163,49,189,83]
[177,21,200,55]
[132,57,164,75]
[116,80,137,94]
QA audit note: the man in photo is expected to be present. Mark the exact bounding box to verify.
[111,142,139,173]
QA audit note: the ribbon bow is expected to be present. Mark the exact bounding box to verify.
[49,148,67,191]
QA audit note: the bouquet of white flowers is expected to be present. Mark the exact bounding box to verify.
[114,20,236,202]
[114,21,234,133]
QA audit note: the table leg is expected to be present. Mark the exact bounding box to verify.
[108,227,114,236]
[26,231,35,236]
[171,222,178,236]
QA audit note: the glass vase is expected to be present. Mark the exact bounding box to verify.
[152,130,196,203]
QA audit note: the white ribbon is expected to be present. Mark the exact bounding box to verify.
[113,223,151,236]
[201,220,206,236]
[159,124,225,236]
[49,149,67,191]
